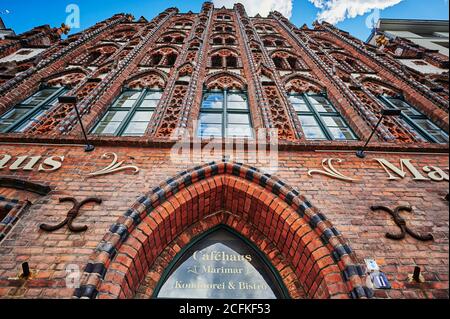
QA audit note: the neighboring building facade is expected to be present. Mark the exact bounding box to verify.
[0,3,448,299]
[0,18,15,40]
[368,19,449,75]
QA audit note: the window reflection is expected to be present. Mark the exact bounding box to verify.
[156,229,286,299]
[380,96,448,144]
[198,90,253,138]
[289,94,357,141]
[91,89,161,137]
[0,87,68,133]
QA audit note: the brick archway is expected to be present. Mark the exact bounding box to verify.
[74,161,371,299]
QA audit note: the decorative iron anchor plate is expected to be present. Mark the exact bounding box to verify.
[40,197,102,233]
[371,205,434,241]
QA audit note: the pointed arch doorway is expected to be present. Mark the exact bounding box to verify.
[75,161,371,299]
[154,225,290,299]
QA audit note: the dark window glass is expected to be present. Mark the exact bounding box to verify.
[287,57,298,70]
[0,87,67,133]
[156,229,286,299]
[152,53,163,66]
[91,89,161,137]
[225,38,235,45]
[381,97,448,144]
[211,55,223,68]
[166,53,178,67]
[226,56,237,68]
[273,57,284,69]
[289,94,357,141]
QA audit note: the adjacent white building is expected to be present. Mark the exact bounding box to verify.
[0,17,15,39]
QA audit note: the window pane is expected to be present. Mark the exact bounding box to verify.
[299,115,320,127]
[415,119,449,143]
[202,93,224,109]
[200,113,222,124]
[198,123,222,137]
[228,101,248,110]
[92,121,122,135]
[102,110,128,122]
[227,125,252,137]
[23,88,58,106]
[92,111,127,135]
[228,93,246,102]
[387,98,421,116]
[228,113,250,124]
[308,96,336,113]
[329,127,356,140]
[139,99,159,108]
[227,93,248,110]
[122,122,149,136]
[303,127,327,140]
[322,116,347,128]
[289,96,309,112]
[299,115,327,140]
[130,111,154,122]
[0,108,29,131]
[145,91,163,100]
[113,91,141,108]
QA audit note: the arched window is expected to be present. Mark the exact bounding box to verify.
[198,90,252,138]
[226,56,238,68]
[213,37,223,45]
[379,96,448,143]
[174,36,184,44]
[211,55,223,68]
[0,87,68,133]
[263,40,273,47]
[155,228,287,299]
[91,89,162,136]
[151,53,163,66]
[287,57,299,70]
[166,53,178,67]
[225,37,235,45]
[275,40,284,47]
[289,94,357,141]
[273,57,284,69]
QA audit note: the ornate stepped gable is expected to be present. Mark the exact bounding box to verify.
[0,3,447,143]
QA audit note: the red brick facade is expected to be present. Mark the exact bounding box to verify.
[0,2,448,299]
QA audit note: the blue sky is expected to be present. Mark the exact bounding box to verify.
[0,0,448,41]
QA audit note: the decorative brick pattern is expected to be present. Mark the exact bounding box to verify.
[75,160,370,299]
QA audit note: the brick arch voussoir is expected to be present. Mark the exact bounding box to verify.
[73,161,370,300]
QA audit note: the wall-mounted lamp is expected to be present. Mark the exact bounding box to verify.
[356,109,402,159]
[408,266,425,283]
[58,96,95,152]
[19,262,31,280]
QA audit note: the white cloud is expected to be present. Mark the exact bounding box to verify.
[212,0,293,19]
[308,0,403,24]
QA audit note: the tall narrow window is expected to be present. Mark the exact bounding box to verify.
[166,53,178,67]
[0,87,67,133]
[91,89,161,137]
[226,56,237,68]
[198,90,252,138]
[273,57,284,69]
[211,55,223,68]
[380,96,449,143]
[289,94,357,141]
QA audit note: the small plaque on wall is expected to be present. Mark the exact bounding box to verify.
[370,272,391,289]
